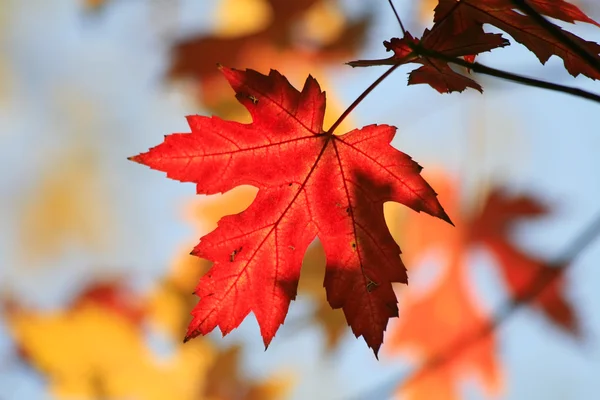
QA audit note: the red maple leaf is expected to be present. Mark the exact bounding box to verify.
[350,0,600,93]
[130,66,451,354]
[527,0,600,25]
[433,0,600,79]
[348,25,509,93]
[470,190,577,333]
[400,175,577,336]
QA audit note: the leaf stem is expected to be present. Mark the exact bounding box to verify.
[511,0,600,75]
[343,209,600,400]
[416,45,600,103]
[327,65,400,134]
[387,0,406,35]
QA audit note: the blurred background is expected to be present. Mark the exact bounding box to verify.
[1,0,600,399]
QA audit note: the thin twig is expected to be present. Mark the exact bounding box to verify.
[387,0,406,35]
[327,65,399,134]
[415,45,600,103]
[511,0,600,75]
[344,210,600,400]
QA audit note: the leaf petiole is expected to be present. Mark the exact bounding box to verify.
[387,0,406,35]
[327,65,400,135]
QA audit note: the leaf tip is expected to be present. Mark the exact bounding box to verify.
[127,154,142,164]
[441,210,455,226]
[262,335,274,351]
[371,345,381,360]
[190,245,201,257]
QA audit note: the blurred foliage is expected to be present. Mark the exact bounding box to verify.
[83,0,109,12]
[7,284,216,400]
[168,0,371,120]
[390,255,501,400]
[386,173,502,400]
[204,345,292,400]
[7,267,290,400]
[385,171,577,399]
[18,95,113,264]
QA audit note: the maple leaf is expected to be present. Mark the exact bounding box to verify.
[528,0,600,25]
[387,172,577,373]
[433,0,600,80]
[484,238,577,332]
[385,174,500,400]
[385,173,577,399]
[130,66,450,354]
[349,25,509,93]
[469,190,578,333]
[394,172,578,334]
[192,189,348,350]
[7,283,216,400]
[168,0,369,111]
[350,0,600,92]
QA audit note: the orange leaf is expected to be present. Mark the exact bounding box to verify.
[388,253,501,400]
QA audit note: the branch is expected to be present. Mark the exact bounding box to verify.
[328,65,399,134]
[415,44,600,103]
[511,0,600,76]
[344,209,600,400]
[387,0,406,35]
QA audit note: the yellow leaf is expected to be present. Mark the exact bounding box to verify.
[418,0,438,22]
[18,93,113,264]
[8,301,215,400]
[19,146,110,262]
[300,1,345,46]
[214,0,273,38]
